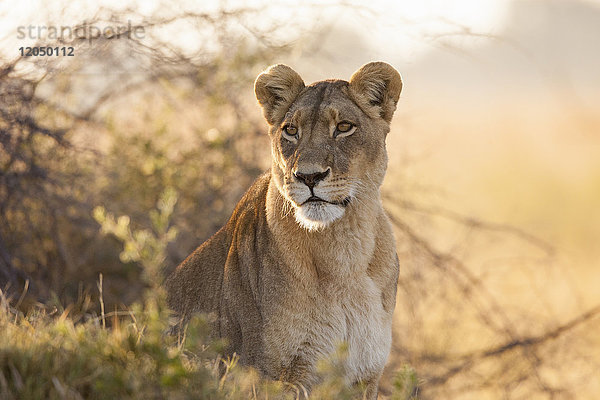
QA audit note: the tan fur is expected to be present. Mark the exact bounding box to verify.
[165,62,402,398]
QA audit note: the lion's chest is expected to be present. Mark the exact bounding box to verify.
[262,268,392,385]
[324,275,392,384]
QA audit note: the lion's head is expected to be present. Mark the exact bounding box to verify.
[255,62,402,231]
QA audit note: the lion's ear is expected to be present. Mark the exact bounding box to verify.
[255,64,305,126]
[349,62,402,123]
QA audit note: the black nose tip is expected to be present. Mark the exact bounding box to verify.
[294,169,330,188]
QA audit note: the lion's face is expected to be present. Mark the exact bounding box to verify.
[255,62,402,231]
[270,81,390,231]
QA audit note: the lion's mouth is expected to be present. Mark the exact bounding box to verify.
[301,196,351,207]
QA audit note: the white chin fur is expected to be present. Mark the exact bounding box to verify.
[294,202,345,232]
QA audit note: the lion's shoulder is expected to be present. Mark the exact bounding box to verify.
[226,171,271,232]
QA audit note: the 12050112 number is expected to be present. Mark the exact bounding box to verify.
[19,47,74,56]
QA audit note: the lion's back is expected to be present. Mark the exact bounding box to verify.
[165,172,272,325]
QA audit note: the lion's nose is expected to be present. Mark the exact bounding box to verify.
[294,168,330,189]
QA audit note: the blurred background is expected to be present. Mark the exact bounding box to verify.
[1,0,599,398]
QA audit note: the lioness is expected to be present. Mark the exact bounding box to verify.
[166,62,402,398]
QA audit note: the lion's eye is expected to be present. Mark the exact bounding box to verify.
[334,121,356,138]
[336,122,353,132]
[283,125,298,137]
